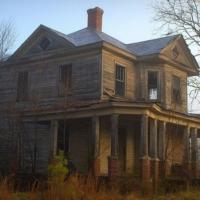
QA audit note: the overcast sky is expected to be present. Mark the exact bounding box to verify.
[1,0,199,112]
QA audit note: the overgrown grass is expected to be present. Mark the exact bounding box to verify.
[0,175,200,200]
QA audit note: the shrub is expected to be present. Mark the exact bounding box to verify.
[47,150,68,182]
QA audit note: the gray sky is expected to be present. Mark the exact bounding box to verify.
[1,0,199,112]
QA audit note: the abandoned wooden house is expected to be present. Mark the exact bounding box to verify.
[0,7,200,185]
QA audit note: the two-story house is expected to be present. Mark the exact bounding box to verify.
[0,7,200,186]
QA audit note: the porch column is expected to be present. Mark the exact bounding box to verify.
[50,120,59,157]
[91,116,100,176]
[183,126,190,177]
[158,121,166,178]
[108,114,119,178]
[140,115,151,183]
[191,128,198,179]
[150,118,159,189]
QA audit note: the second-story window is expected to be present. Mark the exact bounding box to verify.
[17,71,29,101]
[115,64,125,96]
[172,75,181,103]
[59,64,72,97]
[148,71,158,100]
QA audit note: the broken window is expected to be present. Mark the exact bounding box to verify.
[172,75,181,102]
[115,64,125,96]
[59,64,72,96]
[17,71,29,101]
[148,71,158,100]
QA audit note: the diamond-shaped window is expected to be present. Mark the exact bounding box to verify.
[40,37,50,50]
[172,46,179,59]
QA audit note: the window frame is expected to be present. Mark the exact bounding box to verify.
[171,75,181,103]
[114,63,126,97]
[147,70,160,101]
[39,37,51,51]
[58,64,72,97]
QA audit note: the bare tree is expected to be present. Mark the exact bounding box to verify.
[0,20,16,61]
[152,0,200,109]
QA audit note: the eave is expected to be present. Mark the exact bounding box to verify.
[137,53,199,76]
[12,100,200,128]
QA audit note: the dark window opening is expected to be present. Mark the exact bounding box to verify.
[57,120,70,156]
[172,75,181,103]
[148,71,158,100]
[17,71,28,101]
[115,64,125,96]
[59,64,72,96]
[40,37,50,50]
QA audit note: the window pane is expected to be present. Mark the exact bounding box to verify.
[116,81,125,96]
[148,71,158,89]
[149,88,158,100]
[116,65,125,81]
[148,71,158,100]
[115,65,125,96]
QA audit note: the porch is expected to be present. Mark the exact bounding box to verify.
[50,113,200,183]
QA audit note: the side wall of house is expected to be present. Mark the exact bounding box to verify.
[101,49,136,100]
[0,50,101,174]
[0,50,101,111]
[136,63,165,103]
[165,124,184,176]
[136,63,187,113]
[164,65,187,113]
[21,121,51,174]
[68,118,92,173]
[0,118,51,174]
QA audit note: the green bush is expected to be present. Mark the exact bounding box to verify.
[47,150,68,182]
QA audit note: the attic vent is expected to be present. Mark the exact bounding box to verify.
[172,46,179,59]
[40,37,50,50]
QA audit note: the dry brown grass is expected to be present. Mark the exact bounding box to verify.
[0,175,200,200]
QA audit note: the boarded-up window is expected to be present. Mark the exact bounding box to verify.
[172,75,181,102]
[115,64,125,96]
[17,71,28,101]
[148,71,158,100]
[59,64,72,96]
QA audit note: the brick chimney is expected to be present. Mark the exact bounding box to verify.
[87,7,104,32]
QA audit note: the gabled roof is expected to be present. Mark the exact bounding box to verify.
[47,25,178,56]
[126,35,179,56]
[47,26,131,52]
[7,24,199,76]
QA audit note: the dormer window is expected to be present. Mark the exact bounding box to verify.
[40,37,50,50]
[148,71,158,100]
